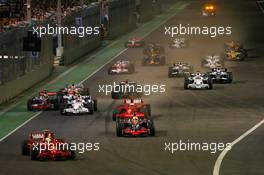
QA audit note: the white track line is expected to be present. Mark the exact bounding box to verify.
[0,112,42,142]
[257,1,264,13]
[0,2,188,142]
[213,118,264,175]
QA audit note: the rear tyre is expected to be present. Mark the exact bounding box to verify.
[227,72,233,83]
[184,77,189,89]
[27,100,33,111]
[168,67,173,78]
[30,148,39,160]
[148,122,155,136]
[21,140,30,155]
[116,122,123,137]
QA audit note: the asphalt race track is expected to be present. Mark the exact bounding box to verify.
[0,0,264,175]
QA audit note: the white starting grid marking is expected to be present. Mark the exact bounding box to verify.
[213,118,264,175]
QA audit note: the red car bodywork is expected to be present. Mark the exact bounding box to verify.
[126,38,144,47]
[22,131,75,160]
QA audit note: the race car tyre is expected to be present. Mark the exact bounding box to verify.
[27,100,33,111]
[68,150,75,160]
[93,99,98,111]
[227,72,233,83]
[168,67,173,78]
[108,67,113,75]
[86,103,94,114]
[208,80,213,90]
[30,148,39,160]
[50,99,59,110]
[184,78,189,89]
[21,140,30,155]
[148,122,155,136]
[116,122,123,137]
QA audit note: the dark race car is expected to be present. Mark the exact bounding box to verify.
[207,67,233,83]
[111,80,142,99]
[143,43,165,55]
[168,62,193,78]
[21,130,75,161]
[108,60,135,74]
[224,41,247,61]
[116,112,155,137]
[125,38,145,48]
[27,91,59,111]
[112,98,151,121]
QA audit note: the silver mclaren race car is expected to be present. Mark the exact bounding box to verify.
[169,38,187,48]
[184,72,213,90]
[168,62,193,78]
[202,55,224,69]
[208,67,233,83]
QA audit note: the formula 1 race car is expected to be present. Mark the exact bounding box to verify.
[184,72,213,90]
[168,62,193,78]
[202,55,224,69]
[125,38,145,48]
[27,91,59,111]
[58,84,90,96]
[169,38,187,48]
[207,67,233,83]
[202,4,216,16]
[112,98,151,121]
[224,41,247,61]
[142,54,166,66]
[143,43,165,55]
[111,80,142,99]
[21,130,75,160]
[116,112,155,137]
[60,95,97,115]
[108,60,135,74]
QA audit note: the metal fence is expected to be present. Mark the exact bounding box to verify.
[0,21,54,86]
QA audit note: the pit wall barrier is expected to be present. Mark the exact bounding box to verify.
[0,28,54,104]
[62,4,102,65]
[107,0,137,39]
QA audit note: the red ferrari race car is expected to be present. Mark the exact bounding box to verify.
[21,130,75,161]
[27,90,59,111]
[116,112,155,137]
[112,98,151,121]
[58,83,90,96]
[125,38,145,48]
[108,60,135,75]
